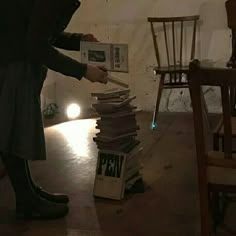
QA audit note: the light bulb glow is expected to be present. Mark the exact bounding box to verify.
[66,103,81,119]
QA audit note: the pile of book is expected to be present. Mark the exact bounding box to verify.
[91,88,143,200]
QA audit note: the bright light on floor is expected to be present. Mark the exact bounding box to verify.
[66,103,81,119]
[53,119,97,157]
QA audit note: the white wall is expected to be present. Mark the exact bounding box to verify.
[41,0,231,114]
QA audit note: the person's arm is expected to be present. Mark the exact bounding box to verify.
[52,32,83,51]
[25,0,87,80]
[52,32,98,51]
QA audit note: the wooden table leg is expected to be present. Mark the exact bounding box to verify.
[230,87,236,116]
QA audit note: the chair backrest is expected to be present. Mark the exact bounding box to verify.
[148,16,200,70]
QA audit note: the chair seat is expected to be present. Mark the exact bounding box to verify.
[208,166,236,187]
[208,151,236,186]
[208,166,236,186]
[153,65,189,74]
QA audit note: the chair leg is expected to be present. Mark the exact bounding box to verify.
[151,74,165,129]
[200,201,211,235]
[198,182,211,236]
[211,191,221,233]
[230,87,236,116]
[201,89,211,131]
[222,137,224,152]
[213,133,220,151]
[189,86,210,131]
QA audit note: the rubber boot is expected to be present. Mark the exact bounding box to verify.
[25,161,69,203]
[1,153,69,220]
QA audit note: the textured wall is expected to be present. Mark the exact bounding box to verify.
[41,0,231,114]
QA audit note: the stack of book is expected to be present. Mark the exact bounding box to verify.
[91,88,143,200]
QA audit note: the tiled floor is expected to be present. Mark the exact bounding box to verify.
[0,112,235,236]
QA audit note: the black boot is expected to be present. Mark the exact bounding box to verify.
[25,161,69,203]
[1,153,69,220]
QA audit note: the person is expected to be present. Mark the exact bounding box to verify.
[0,0,108,220]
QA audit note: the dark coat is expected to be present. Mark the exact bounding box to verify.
[0,0,87,160]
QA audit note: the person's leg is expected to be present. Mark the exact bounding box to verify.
[1,153,69,220]
[25,161,69,203]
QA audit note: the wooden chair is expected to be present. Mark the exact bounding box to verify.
[189,59,236,235]
[147,15,200,128]
[212,0,236,153]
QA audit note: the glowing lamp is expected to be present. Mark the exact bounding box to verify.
[66,103,81,119]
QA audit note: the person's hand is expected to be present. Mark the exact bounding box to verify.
[81,34,98,42]
[84,64,108,84]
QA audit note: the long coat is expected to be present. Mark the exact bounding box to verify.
[0,0,87,160]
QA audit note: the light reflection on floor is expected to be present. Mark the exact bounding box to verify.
[52,119,98,158]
